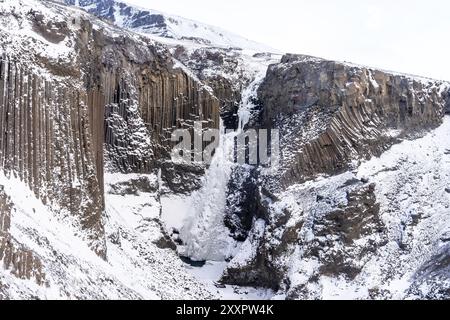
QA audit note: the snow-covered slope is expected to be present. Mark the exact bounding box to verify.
[61,0,278,52]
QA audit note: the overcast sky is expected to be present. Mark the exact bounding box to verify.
[125,0,449,81]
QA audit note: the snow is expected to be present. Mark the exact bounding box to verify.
[2,0,449,301]
[174,121,241,262]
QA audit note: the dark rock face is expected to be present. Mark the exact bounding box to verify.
[172,46,244,130]
[160,162,206,194]
[0,55,107,257]
[224,167,265,241]
[108,176,158,196]
[75,20,220,175]
[0,188,46,285]
[307,184,384,280]
[222,180,387,297]
[209,76,241,130]
[258,54,447,187]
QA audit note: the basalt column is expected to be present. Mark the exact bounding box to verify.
[0,55,106,257]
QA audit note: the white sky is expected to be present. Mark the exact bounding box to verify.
[125,0,450,81]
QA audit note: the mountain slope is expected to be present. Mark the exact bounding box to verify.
[1,0,450,301]
[61,0,278,52]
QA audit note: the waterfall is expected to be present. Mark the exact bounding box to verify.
[178,69,268,262]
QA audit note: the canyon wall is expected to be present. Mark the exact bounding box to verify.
[0,188,46,287]
[0,0,221,285]
[258,54,448,187]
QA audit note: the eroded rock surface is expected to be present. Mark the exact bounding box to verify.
[0,187,45,286]
[222,54,450,299]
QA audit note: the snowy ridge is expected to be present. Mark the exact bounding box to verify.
[0,0,164,70]
[62,0,279,53]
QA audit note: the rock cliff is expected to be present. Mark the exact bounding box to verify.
[0,0,220,287]
[1,0,449,301]
[0,188,45,286]
[0,54,106,256]
[222,54,450,299]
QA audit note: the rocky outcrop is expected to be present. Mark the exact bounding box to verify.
[0,187,45,285]
[258,54,448,187]
[0,0,221,265]
[445,90,450,114]
[289,183,385,296]
[222,176,387,297]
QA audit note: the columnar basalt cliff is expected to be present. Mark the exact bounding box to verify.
[445,90,450,114]
[258,54,448,187]
[74,19,220,174]
[1,0,450,301]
